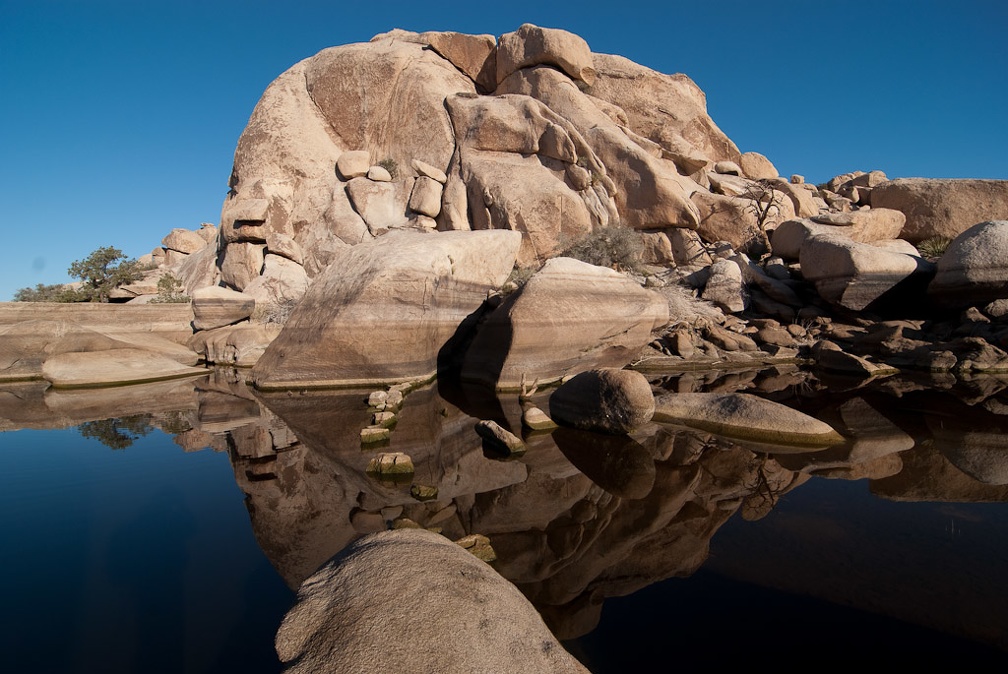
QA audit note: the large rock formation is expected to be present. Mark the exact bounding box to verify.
[220,24,750,294]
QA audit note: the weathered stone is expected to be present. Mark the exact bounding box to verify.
[668,228,712,266]
[522,405,558,431]
[365,452,414,476]
[461,257,670,389]
[474,419,526,456]
[220,242,265,291]
[242,254,310,307]
[360,426,391,444]
[811,340,894,377]
[345,177,411,232]
[174,242,221,294]
[714,160,742,176]
[422,31,497,92]
[336,151,371,179]
[274,529,588,673]
[496,23,596,86]
[366,165,392,182]
[549,368,655,434]
[692,189,795,251]
[653,392,843,447]
[408,175,443,218]
[162,228,208,255]
[189,323,280,367]
[191,286,256,331]
[810,208,906,239]
[253,230,522,389]
[455,533,497,563]
[870,178,1008,243]
[42,349,206,388]
[928,221,1008,309]
[739,152,778,180]
[702,259,746,313]
[411,158,448,184]
[266,232,304,265]
[800,233,933,311]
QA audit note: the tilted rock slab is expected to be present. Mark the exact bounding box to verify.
[42,349,206,388]
[653,392,843,447]
[274,529,589,674]
[871,178,1008,243]
[800,233,934,311]
[461,257,670,390]
[191,285,256,331]
[252,230,521,389]
[928,220,1008,309]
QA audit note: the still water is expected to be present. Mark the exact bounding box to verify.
[2,368,1007,671]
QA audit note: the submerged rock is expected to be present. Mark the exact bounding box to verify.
[653,392,843,446]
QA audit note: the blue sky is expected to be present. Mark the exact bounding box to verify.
[1,0,1005,300]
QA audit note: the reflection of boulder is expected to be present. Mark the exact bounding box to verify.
[929,407,1008,485]
[872,444,1008,502]
[275,529,589,673]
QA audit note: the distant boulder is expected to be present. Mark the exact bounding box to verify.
[928,220,1008,309]
[870,178,1008,243]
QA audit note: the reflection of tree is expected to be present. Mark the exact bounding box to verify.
[78,415,153,450]
[741,453,790,521]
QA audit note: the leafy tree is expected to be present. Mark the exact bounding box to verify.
[67,246,143,302]
[13,282,81,302]
[150,273,190,303]
[78,415,153,450]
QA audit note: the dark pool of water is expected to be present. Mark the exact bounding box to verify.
[2,369,1008,671]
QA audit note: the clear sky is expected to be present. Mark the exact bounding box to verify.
[1,0,1005,300]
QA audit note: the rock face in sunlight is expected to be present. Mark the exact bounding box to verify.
[274,529,589,674]
[252,229,522,389]
[460,257,669,389]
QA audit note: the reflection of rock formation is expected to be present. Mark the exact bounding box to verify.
[244,381,821,637]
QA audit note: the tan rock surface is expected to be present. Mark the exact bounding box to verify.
[42,348,206,388]
[496,23,596,86]
[191,286,256,331]
[870,178,1008,242]
[461,257,669,389]
[253,230,521,389]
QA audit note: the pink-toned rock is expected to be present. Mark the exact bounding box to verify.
[871,178,1008,243]
[496,23,596,86]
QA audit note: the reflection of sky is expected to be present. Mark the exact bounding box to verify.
[0,428,292,673]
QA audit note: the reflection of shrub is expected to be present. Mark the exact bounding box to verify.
[252,298,298,325]
[377,158,399,179]
[78,415,152,450]
[917,236,953,259]
[559,226,643,272]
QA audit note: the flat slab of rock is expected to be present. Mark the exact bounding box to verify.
[42,349,207,388]
[461,257,670,390]
[274,529,588,674]
[653,392,843,447]
[191,286,256,331]
[253,230,521,389]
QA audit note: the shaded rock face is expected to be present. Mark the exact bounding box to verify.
[252,230,521,389]
[870,178,1008,243]
[274,529,589,674]
[220,24,741,291]
[549,368,655,434]
[460,257,669,390]
[928,220,1008,309]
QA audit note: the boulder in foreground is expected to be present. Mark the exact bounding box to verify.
[549,368,655,434]
[274,529,588,674]
[42,349,207,388]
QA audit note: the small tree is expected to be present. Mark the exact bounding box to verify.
[741,179,785,259]
[150,273,190,303]
[68,246,143,302]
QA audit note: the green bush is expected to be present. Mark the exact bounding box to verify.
[377,158,399,179]
[558,226,643,272]
[149,273,190,303]
[13,282,82,302]
[917,236,953,259]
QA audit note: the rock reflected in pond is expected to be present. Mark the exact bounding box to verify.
[552,427,656,500]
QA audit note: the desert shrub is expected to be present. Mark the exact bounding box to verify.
[252,297,298,325]
[500,265,537,296]
[68,246,144,302]
[377,158,399,179]
[13,282,82,302]
[149,273,190,303]
[917,236,953,259]
[559,226,644,272]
